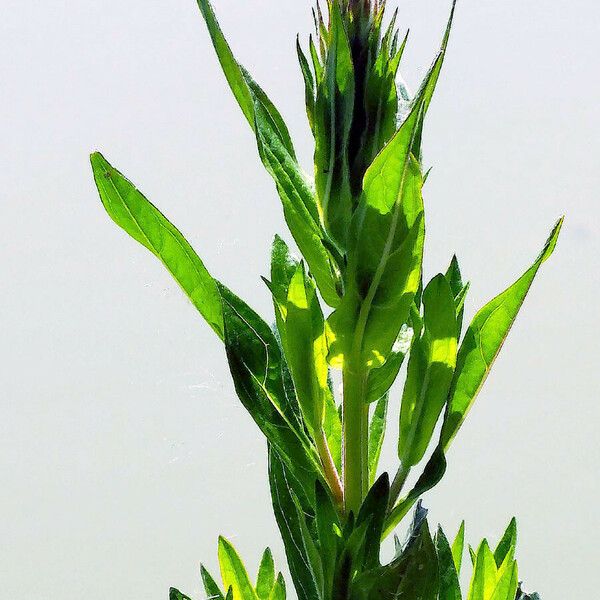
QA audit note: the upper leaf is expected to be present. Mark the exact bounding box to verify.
[90,152,223,338]
[196,0,296,157]
[441,219,563,450]
[398,273,458,466]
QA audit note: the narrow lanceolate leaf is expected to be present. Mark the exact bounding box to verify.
[269,449,324,600]
[398,274,457,467]
[196,0,295,157]
[494,518,517,568]
[441,219,563,450]
[218,537,260,600]
[452,521,466,574]
[90,152,223,338]
[314,2,355,249]
[256,548,276,600]
[436,526,462,600]
[220,286,323,503]
[283,263,330,435]
[490,561,519,600]
[201,565,225,600]
[368,395,388,486]
[254,102,342,308]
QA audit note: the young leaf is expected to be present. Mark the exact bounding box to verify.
[436,526,462,600]
[196,0,295,157]
[201,565,225,600]
[368,395,388,486]
[254,102,341,307]
[398,274,458,467]
[283,263,330,436]
[314,2,355,249]
[218,537,260,600]
[269,574,287,600]
[441,219,563,450]
[256,548,276,600]
[494,518,517,568]
[467,541,497,600]
[445,255,469,335]
[90,152,223,339]
[490,560,519,600]
[452,521,466,574]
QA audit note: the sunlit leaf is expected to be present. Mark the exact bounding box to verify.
[441,219,563,450]
[90,152,223,338]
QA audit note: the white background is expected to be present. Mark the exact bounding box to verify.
[1,0,599,598]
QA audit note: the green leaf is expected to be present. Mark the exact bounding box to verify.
[201,565,225,600]
[356,473,390,569]
[169,588,192,600]
[383,446,446,538]
[196,0,295,158]
[269,449,324,600]
[314,1,355,249]
[467,541,497,600]
[283,263,330,435]
[398,274,458,466]
[365,324,413,403]
[436,526,462,600]
[322,385,342,474]
[494,518,517,568]
[220,286,322,503]
[490,561,519,600]
[368,395,388,486]
[452,521,466,575]
[256,548,276,600]
[254,102,341,307]
[445,255,469,335]
[441,219,563,450]
[269,574,287,600]
[218,537,260,600]
[314,481,341,597]
[90,152,223,339]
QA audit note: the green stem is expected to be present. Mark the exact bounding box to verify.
[315,429,345,514]
[388,462,411,511]
[343,353,369,516]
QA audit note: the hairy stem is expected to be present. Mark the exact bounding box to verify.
[316,429,345,513]
[343,352,369,516]
[388,462,411,511]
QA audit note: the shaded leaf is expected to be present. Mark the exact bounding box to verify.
[494,518,517,568]
[436,526,462,600]
[269,448,324,600]
[254,102,341,307]
[201,565,225,600]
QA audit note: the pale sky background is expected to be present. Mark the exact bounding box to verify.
[1,0,599,598]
